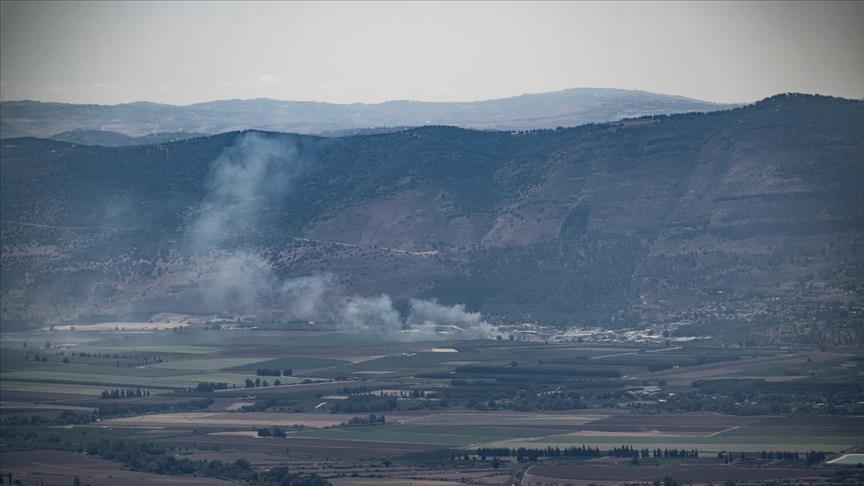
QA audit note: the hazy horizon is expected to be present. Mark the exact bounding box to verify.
[2,85,744,107]
[2,1,862,106]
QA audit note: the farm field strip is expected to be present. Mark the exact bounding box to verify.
[290,423,597,446]
[228,356,352,371]
[0,360,201,376]
[0,380,108,395]
[50,322,189,331]
[85,345,222,354]
[643,351,850,384]
[3,325,861,485]
[398,411,611,426]
[828,453,864,464]
[461,413,864,453]
[147,357,275,370]
[1,401,96,412]
[104,411,397,428]
[483,434,863,453]
[1,450,237,486]
[156,433,444,457]
[331,480,466,486]
[0,369,259,389]
[523,464,823,484]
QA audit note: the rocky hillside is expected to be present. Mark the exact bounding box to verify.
[2,94,862,332]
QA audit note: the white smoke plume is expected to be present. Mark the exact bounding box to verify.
[407,298,498,339]
[340,295,403,334]
[185,132,333,319]
[187,132,301,250]
[338,295,499,340]
[187,132,499,340]
[197,252,335,320]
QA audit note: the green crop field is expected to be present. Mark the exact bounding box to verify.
[86,345,222,355]
[485,429,863,454]
[0,381,109,396]
[0,369,268,389]
[228,356,349,371]
[293,423,543,446]
[150,357,274,371]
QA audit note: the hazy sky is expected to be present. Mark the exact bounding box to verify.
[1,1,862,105]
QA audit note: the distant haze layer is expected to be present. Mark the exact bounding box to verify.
[1,2,862,104]
[0,88,731,139]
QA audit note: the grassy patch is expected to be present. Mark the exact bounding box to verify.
[87,345,221,355]
[0,370,263,389]
[150,358,274,371]
[227,356,349,371]
[486,429,864,453]
[294,421,592,446]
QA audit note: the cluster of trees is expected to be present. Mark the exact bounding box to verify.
[239,398,278,412]
[806,450,828,465]
[256,368,292,377]
[453,364,621,378]
[23,349,168,368]
[82,439,329,485]
[648,362,674,372]
[25,353,49,362]
[335,386,371,396]
[330,396,397,413]
[0,428,330,486]
[245,377,282,387]
[428,376,624,412]
[71,351,162,361]
[3,396,216,427]
[370,390,426,399]
[256,427,287,438]
[97,397,213,418]
[718,450,826,465]
[1,409,92,427]
[475,445,699,462]
[195,381,229,392]
[644,448,701,459]
[100,388,150,399]
[632,378,864,416]
[330,388,427,400]
[345,414,386,426]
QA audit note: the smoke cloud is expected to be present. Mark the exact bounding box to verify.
[339,295,499,340]
[187,132,498,340]
[195,252,336,320]
[187,132,301,250]
[407,298,498,339]
[185,132,332,318]
[340,295,403,334]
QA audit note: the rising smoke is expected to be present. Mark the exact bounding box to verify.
[407,298,498,339]
[187,132,302,250]
[339,295,499,341]
[187,132,498,340]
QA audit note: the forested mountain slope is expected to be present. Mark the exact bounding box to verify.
[2,94,862,335]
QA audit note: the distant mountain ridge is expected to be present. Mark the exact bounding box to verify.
[48,129,207,147]
[0,88,733,140]
[2,94,862,331]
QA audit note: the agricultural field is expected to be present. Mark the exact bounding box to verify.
[481,414,864,453]
[2,450,238,486]
[2,322,862,485]
[522,463,824,486]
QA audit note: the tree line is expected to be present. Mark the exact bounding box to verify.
[256,368,292,377]
[100,388,151,399]
[476,445,700,461]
